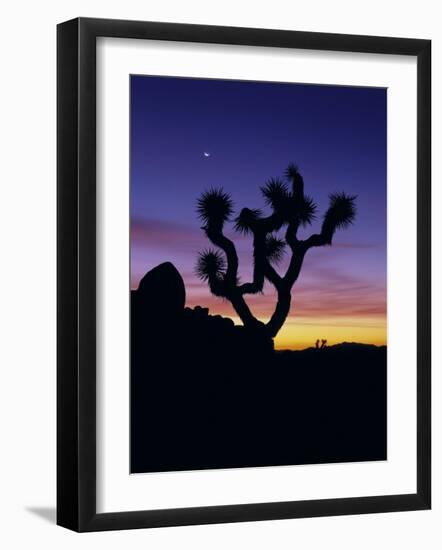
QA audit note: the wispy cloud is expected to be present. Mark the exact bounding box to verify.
[131,218,202,248]
[331,242,381,250]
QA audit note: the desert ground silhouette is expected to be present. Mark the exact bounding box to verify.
[131,262,386,473]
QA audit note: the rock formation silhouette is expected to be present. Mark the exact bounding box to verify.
[134,262,185,319]
[131,261,274,359]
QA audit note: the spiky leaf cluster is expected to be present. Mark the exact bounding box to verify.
[260,178,291,213]
[293,194,316,227]
[234,208,263,234]
[321,192,357,243]
[264,235,286,264]
[285,163,304,198]
[196,188,233,227]
[260,172,316,228]
[195,249,225,282]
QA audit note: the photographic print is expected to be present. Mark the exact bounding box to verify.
[130,75,387,474]
[57,18,431,530]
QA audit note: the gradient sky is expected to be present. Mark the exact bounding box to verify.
[130,75,387,349]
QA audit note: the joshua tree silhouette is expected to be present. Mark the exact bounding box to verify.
[195,164,356,339]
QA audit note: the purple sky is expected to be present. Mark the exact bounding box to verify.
[130,75,387,348]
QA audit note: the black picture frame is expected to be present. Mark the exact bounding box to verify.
[57,17,431,532]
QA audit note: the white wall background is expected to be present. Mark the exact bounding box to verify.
[0,1,439,548]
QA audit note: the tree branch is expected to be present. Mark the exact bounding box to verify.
[266,288,291,337]
[285,220,299,250]
[205,271,227,297]
[237,217,284,295]
[302,232,329,249]
[283,245,307,287]
[230,291,263,327]
[263,258,283,290]
[237,231,266,295]
[205,225,239,288]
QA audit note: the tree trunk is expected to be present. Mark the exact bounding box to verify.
[266,288,292,338]
[229,291,262,328]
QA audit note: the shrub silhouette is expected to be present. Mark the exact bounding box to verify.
[196,164,356,338]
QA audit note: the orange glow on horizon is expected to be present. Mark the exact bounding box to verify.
[273,319,386,350]
[214,314,386,351]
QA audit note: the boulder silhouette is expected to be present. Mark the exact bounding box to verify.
[135,261,185,319]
